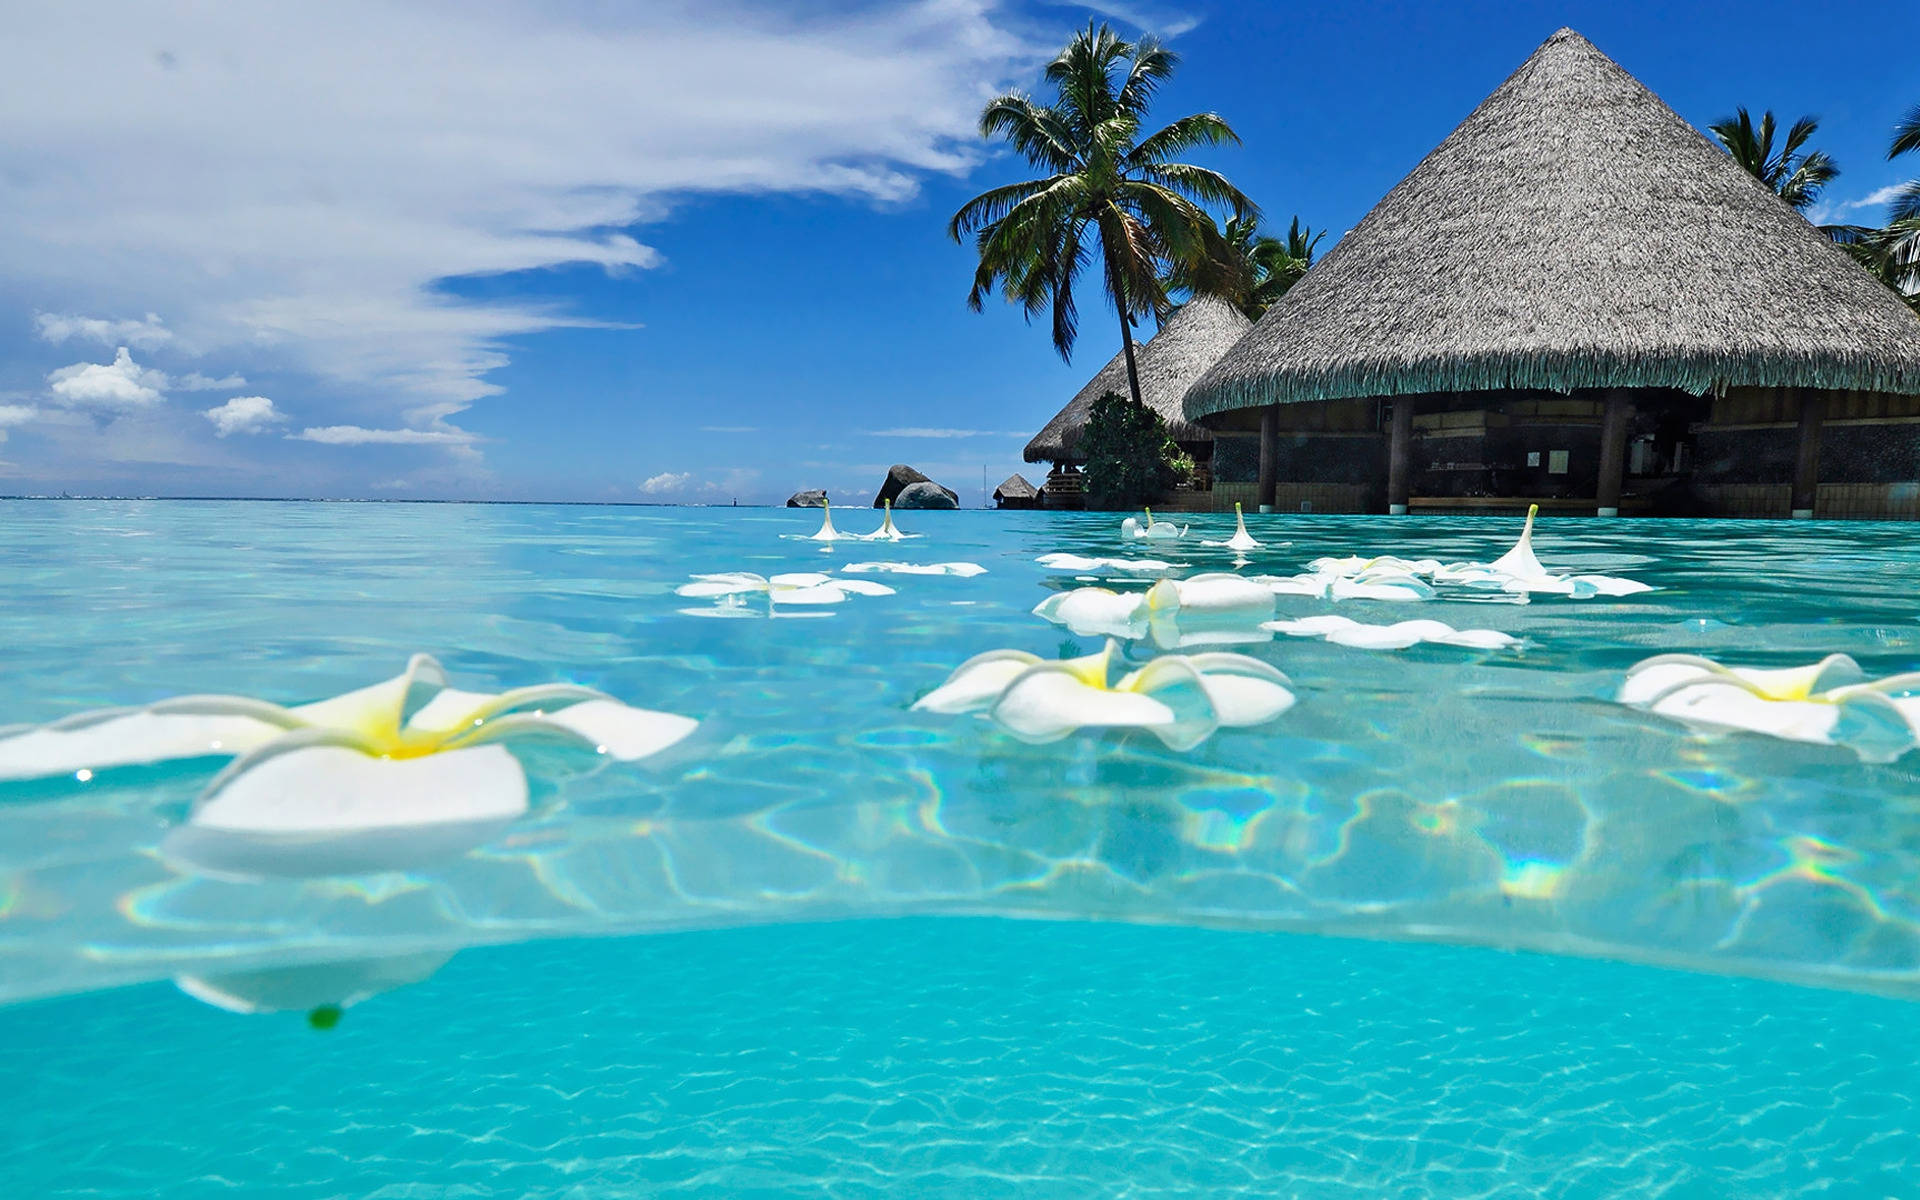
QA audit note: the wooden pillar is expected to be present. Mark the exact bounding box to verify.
[1386,399,1413,514]
[1595,389,1631,517]
[1257,404,1278,513]
[1791,390,1824,519]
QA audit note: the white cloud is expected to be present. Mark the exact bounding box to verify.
[204,395,283,437]
[640,471,694,494]
[1845,184,1909,211]
[173,371,247,392]
[46,347,168,408]
[34,311,173,349]
[0,403,36,442]
[291,425,478,446]
[1050,1,1202,37]
[0,3,1037,438]
[867,427,1025,438]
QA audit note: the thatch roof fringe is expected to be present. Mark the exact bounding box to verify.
[1185,28,1920,421]
[1026,296,1251,463]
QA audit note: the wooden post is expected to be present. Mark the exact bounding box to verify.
[1257,404,1278,513]
[1386,399,1413,514]
[1595,389,1631,517]
[1791,390,1824,519]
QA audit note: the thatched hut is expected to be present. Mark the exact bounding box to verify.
[1184,28,1920,519]
[993,473,1041,509]
[1025,296,1252,508]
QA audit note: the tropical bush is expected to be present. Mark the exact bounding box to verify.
[1083,392,1186,509]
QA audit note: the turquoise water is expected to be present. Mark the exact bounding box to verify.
[3,500,1918,1195]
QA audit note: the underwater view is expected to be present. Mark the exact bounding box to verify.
[2,499,1917,1196]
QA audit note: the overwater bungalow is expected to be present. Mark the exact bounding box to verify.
[1183,29,1920,519]
[1024,296,1251,509]
[992,473,1042,509]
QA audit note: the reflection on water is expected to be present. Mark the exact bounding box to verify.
[1,500,1918,1010]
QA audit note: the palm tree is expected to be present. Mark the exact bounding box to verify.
[1167,215,1323,320]
[1708,108,1839,212]
[950,22,1256,408]
[1877,104,1920,307]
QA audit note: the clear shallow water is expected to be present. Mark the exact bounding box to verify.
[2,500,1919,1194]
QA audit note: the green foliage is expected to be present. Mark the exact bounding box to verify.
[949,22,1256,405]
[1082,392,1183,509]
[1169,214,1322,319]
[1831,103,1920,315]
[1708,108,1838,212]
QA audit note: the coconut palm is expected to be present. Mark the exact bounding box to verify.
[1877,104,1920,307]
[1166,215,1322,320]
[950,22,1256,408]
[1708,108,1838,212]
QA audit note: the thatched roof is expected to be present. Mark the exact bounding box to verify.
[1026,296,1252,463]
[993,473,1039,500]
[1185,28,1920,421]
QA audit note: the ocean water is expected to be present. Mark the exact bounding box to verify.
[2,500,1917,1196]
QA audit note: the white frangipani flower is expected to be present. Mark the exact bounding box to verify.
[1200,502,1280,552]
[856,500,918,541]
[1035,553,1174,573]
[0,655,700,875]
[1264,614,1520,651]
[1616,652,1920,762]
[1304,507,1650,599]
[840,561,986,577]
[785,498,852,542]
[1034,573,1276,648]
[914,640,1296,750]
[1120,506,1187,540]
[676,571,896,606]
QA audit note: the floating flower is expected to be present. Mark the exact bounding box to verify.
[783,498,853,542]
[676,571,896,606]
[1200,502,1283,551]
[1305,507,1650,599]
[914,640,1295,750]
[1264,614,1520,651]
[1034,573,1276,648]
[0,655,699,876]
[1616,652,1918,762]
[856,500,919,541]
[1251,569,1435,603]
[1035,553,1174,573]
[840,561,986,577]
[1120,506,1187,540]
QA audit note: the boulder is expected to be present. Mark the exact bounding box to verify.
[895,481,958,510]
[785,489,827,508]
[873,464,957,508]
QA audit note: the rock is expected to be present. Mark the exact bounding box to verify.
[785,489,827,508]
[873,464,957,508]
[895,481,958,510]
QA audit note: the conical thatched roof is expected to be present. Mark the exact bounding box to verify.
[1185,29,1920,421]
[993,473,1039,500]
[1026,296,1252,463]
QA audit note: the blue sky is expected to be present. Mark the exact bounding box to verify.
[1,0,1914,503]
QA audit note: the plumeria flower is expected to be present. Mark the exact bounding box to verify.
[1264,614,1519,651]
[1120,507,1188,540]
[840,561,986,577]
[1200,502,1285,552]
[1616,653,1919,762]
[914,640,1295,750]
[784,499,853,542]
[176,951,454,1026]
[676,571,896,606]
[1441,506,1652,597]
[0,655,700,875]
[1035,553,1174,574]
[1035,573,1276,648]
[855,499,919,541]
[1251,570,1435,603]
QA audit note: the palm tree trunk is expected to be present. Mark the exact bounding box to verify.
[1112,274,1145,409]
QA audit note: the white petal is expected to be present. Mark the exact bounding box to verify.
[842,561,985,576]
[289,653,448,731]
[193,743,529,835]
[1618,657,1719,706]
[1034,588,1149,638]
[1262,615,1360,637]
[492,699,699,761]
[1331,577,1432,602]
[914,650,1044,714]
[1650,682,1840,745]
[676,572,769,598]
[1568,574,1654,597]
[1168,573,1276,621]
[827,579,898,597]
[1325,622,1432,650]
[769,572,834,588]
[1430,627,1521,650]
[1487,504,1547,578]
[175,952,455,1015]
[401,687,498,736]
[990,666,1174,742]
[768,585,849,605]
[0,706,288,781]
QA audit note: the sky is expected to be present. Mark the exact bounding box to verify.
[1,0,1915,505]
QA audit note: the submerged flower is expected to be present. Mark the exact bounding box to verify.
[0,655,699,874]
[677,571,896,606]
[1616,652,1919,762]
[176,951,454,1023]
[1264,614,1519,651]
[914,640,1295,750]
[840,561,986,577]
